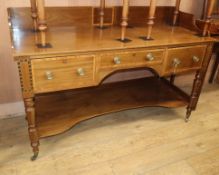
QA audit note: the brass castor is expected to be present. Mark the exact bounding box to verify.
[31,152,39,161]
[185,109,191,123]
[185,117,189,123]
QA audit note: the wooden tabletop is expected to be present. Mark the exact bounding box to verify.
[12,23,215,58]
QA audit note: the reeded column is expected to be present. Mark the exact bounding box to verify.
[173,0,181,26]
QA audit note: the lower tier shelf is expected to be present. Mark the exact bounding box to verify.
[35,77,190,138]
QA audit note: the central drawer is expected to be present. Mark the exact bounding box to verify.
[97,49,165,82]
[32,55,95,93]
[100,49,165,68]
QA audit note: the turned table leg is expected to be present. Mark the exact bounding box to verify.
[24,97,39,161]
[186,71,202,122]
[186,44,213,122]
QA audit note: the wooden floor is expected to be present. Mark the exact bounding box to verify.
[0,76,219,175]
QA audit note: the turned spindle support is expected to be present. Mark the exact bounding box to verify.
[117,0,131,43]
[173,0,181,26]
[30,0,38,32]
[36,0,51,48]
[97,0,108,29]
[139,0,157,40]
[202,0,216,36]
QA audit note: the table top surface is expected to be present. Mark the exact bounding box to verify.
[11,23,215,58]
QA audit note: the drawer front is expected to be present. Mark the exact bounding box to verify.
[100,49,165,69]
[32,55,95,93]
[97,49,165,82]
[164,45,207,75]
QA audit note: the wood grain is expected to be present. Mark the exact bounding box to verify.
[35,77,189,138]
[8,6,175,30]
[164,45,207,75]
[32,55,96,93]
[97,49,165,81]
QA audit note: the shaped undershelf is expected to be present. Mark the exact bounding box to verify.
[35,77,190,138]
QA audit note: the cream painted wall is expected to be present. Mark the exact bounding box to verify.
[0,1,21,104]
[0,0,204,106]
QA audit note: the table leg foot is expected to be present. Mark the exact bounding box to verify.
[31,152,39,161]
[185,109,191,123]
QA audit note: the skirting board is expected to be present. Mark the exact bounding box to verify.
[0,101,25,119]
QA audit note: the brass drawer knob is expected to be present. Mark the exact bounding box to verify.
[114,56,121,65]
[146,53,154,61]
[45,71,53,80]
[172,58,181,68]
[77,68,85,76]
[193,56,200,63]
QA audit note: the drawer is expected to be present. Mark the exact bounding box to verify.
[164,45,207,75]
[32,55,95,93]
[100,49,165,69]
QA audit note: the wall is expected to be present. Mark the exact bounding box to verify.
[0,0,204,117]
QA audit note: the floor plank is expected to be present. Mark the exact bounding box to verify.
[187,147,219,175]
[144,161,197,175]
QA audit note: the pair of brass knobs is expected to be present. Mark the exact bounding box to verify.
[113,53,155,65]
[172,56,200,68]
[46,68,85,80]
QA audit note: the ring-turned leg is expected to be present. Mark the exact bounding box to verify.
[185,71,202,122]
[185,43,213,122]
[24,97,39,161]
